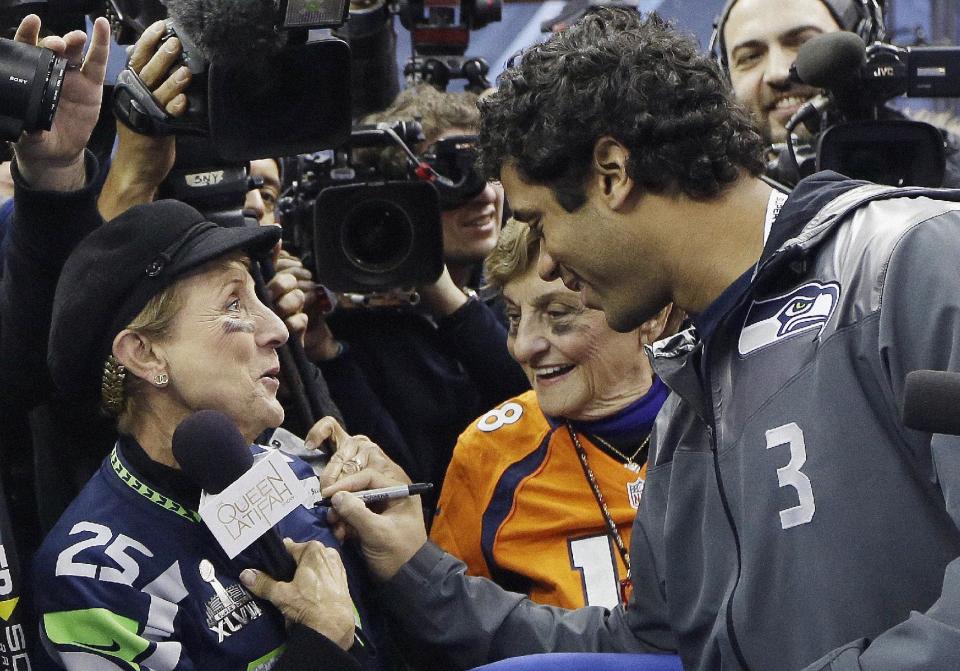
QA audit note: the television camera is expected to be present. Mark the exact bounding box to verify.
[783,31,960,188]
[279,120,486,294]
[0,0,494,294]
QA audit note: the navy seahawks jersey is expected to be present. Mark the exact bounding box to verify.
[32,443,381,670]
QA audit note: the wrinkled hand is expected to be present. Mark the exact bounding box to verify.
[98,20,192,219]
[240,539,356,651]
[13,14,110,190]
[308,417,405,489]
[308,418,425,581]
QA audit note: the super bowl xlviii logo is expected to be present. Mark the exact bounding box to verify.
[199,559,263,643]
[738,281,841,356]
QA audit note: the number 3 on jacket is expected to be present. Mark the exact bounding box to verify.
[766,422,816,530]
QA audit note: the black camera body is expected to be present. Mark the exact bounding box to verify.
[154,136,256,228]
[1,0,100,36]
[790,32,960,187]
[100,0,356,228]
[280,122,446,293]
[112,1,353,162]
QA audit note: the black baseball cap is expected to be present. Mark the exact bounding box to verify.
[48,199,281,401]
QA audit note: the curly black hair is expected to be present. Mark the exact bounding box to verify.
[478,8,766,211]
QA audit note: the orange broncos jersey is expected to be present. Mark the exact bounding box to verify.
[430,390,647,609]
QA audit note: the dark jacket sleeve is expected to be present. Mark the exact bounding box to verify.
[317,344,420,473]
[378,542,659,670]
[277,624,362,671]
[0,150,103,407]
[435,297,529,408]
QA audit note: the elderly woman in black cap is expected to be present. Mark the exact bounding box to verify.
[31,200,386,670]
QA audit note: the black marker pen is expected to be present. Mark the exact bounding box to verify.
[318,482,433,507]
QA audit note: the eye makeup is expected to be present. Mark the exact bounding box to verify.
[223,317,255,334]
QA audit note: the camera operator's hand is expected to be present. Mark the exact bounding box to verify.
[240,538,356,651]
[276,250,317,298]
[305,318,344,362]
[268,269,308,341]
[98,20,192,220]
[417,265,470,319]
[12,14,110,191]
[273,250,345,361]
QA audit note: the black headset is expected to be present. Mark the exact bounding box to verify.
[708,0,886,71]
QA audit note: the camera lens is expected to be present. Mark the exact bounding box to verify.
[0,38,67,141]
[341,200,415,272]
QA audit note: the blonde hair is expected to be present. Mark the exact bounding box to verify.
[483,218,540,293]
[102,284,185,424]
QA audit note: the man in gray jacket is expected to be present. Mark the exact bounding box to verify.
[321,8,960,670]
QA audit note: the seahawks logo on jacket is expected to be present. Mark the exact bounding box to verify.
[738,281,840,356]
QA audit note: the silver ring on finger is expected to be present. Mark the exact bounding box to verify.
[341,458,363,475]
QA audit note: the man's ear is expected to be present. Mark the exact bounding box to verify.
[639,303,684,345]
[592,136,634,210]
[112,329,168,385]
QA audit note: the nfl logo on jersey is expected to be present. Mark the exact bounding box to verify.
[627,478,644,509]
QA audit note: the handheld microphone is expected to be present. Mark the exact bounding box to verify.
[173,410,297,581]
[902,370,960,436]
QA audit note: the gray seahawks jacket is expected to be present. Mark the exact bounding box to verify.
[378,172,960,671]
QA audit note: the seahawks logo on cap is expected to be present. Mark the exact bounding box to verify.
[738,281,840,356]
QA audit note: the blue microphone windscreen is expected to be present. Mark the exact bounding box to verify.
[172,409,253,494]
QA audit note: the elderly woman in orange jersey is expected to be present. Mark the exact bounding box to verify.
[428,219,680,609]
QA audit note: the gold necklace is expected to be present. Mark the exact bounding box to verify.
[589,433,650,473]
